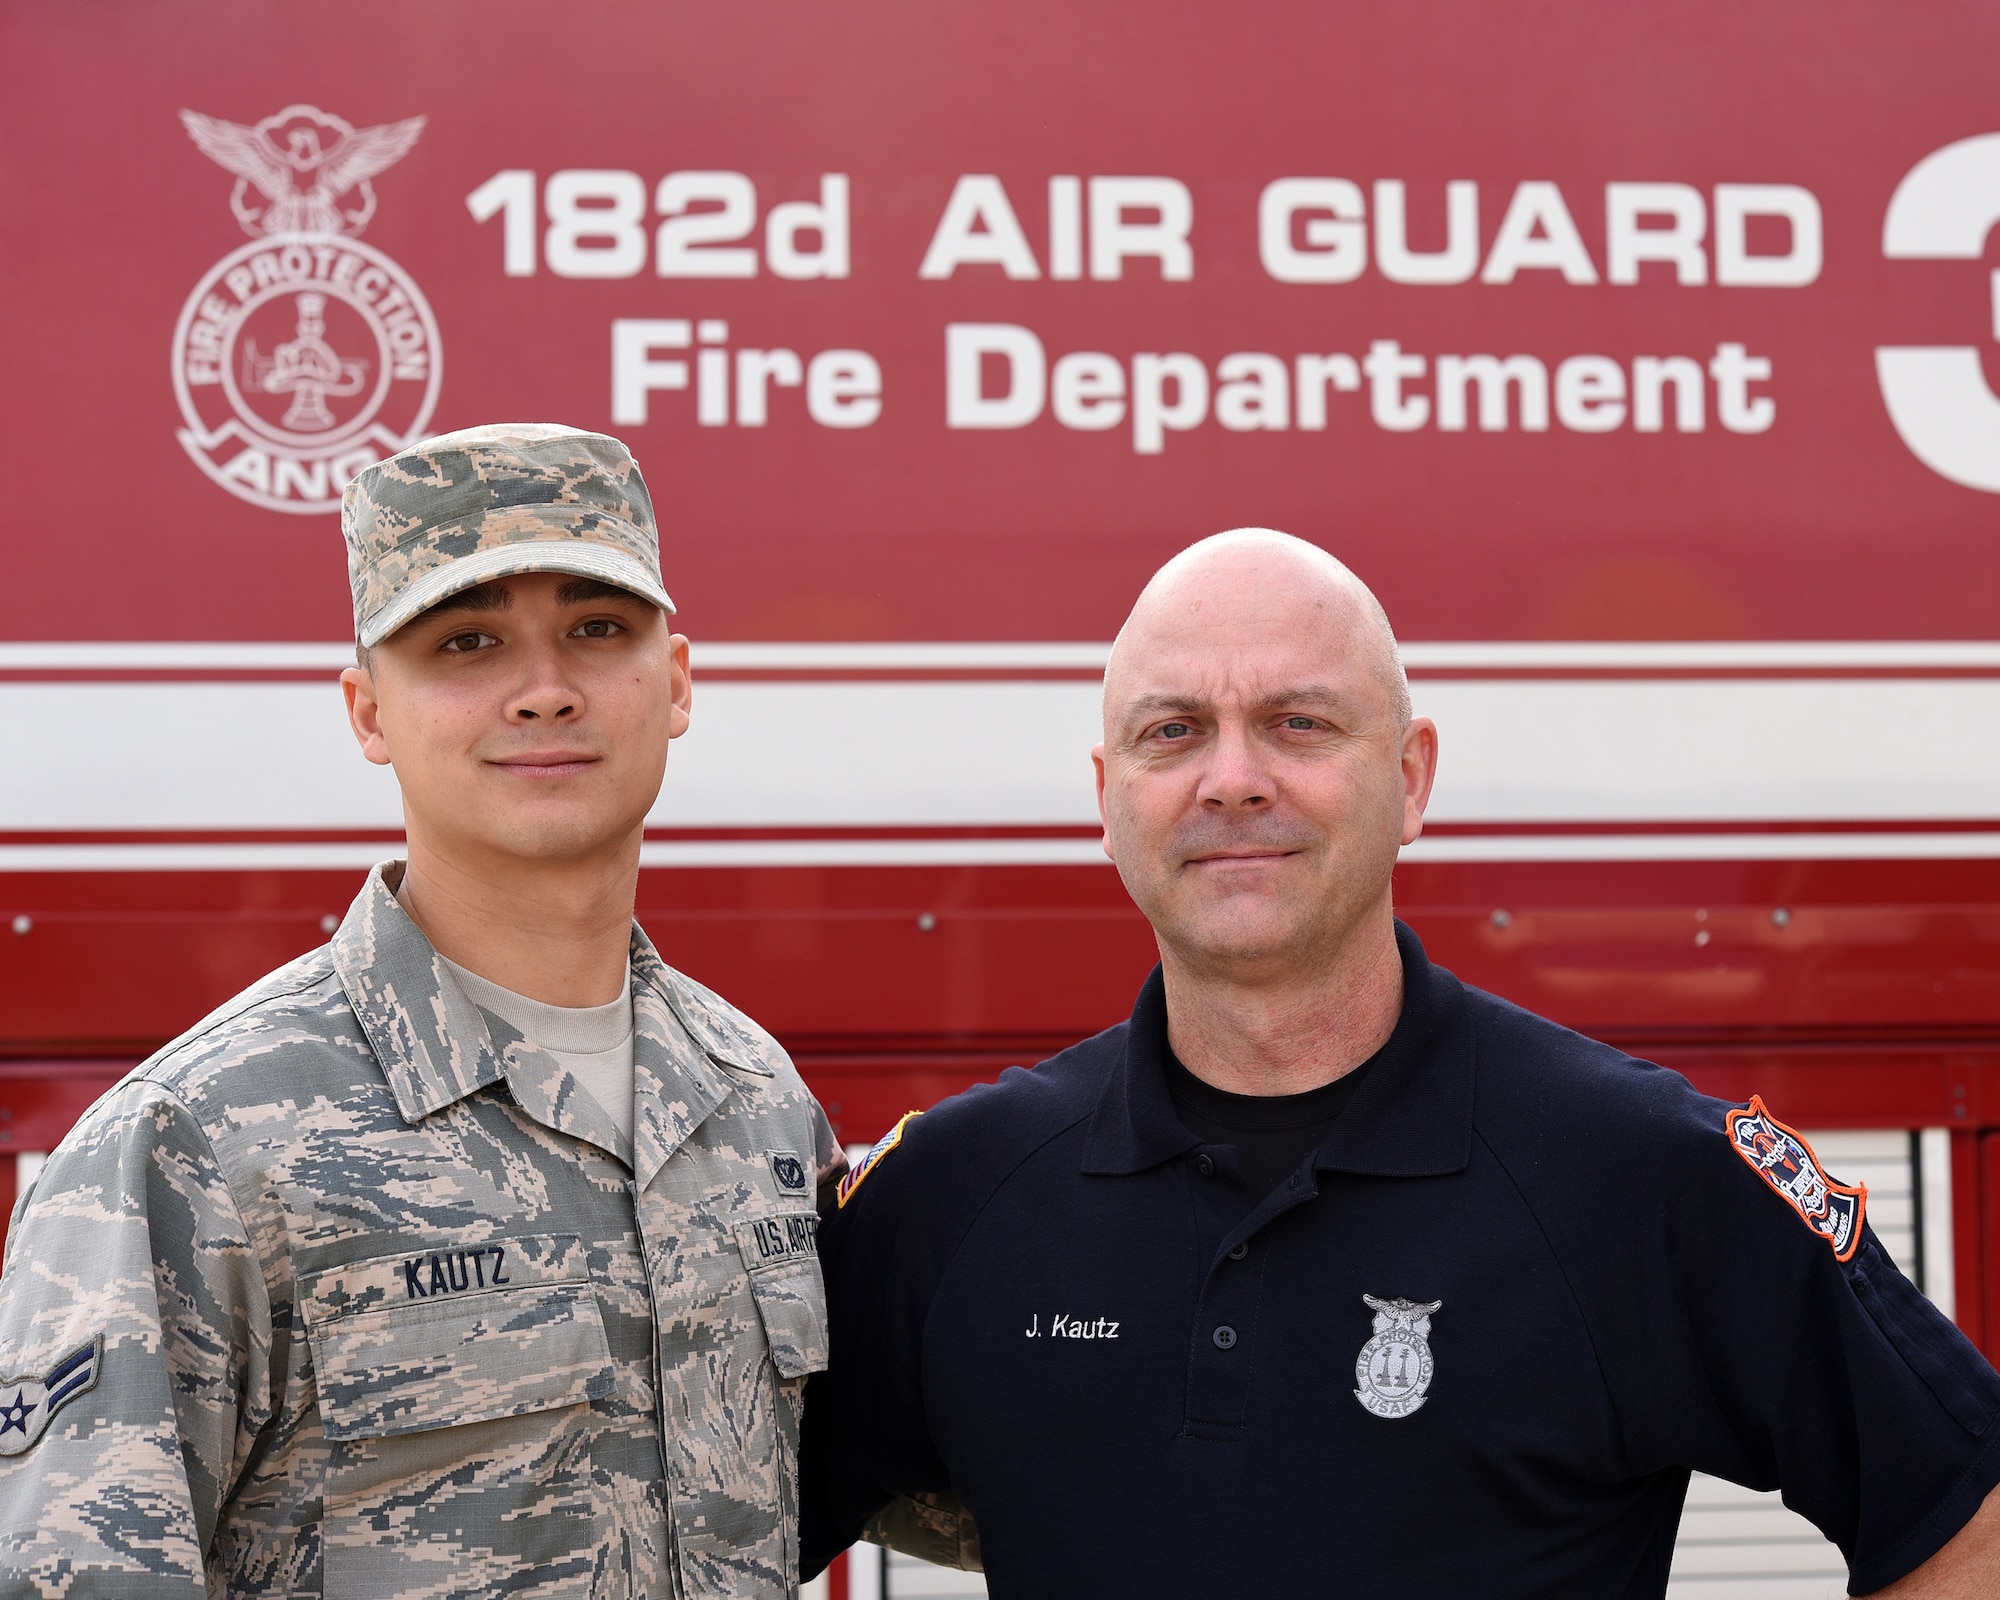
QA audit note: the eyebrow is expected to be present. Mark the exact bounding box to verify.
[1121,692,1203,720]
[1255,683,1348,711]
[555,577,643,606]
[424,582,511,618]
[421,576,642,620]
[1120,683,1351,723]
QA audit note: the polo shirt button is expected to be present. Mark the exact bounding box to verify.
[1228,1242,1249,1261]
[1195,1154,1215,1177]
[1212,1325,1238,1350]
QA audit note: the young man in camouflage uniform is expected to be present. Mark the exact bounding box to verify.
[0,424,842,1598]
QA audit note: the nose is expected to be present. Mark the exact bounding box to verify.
[505,638,581,723]
[1196,720,1274,810]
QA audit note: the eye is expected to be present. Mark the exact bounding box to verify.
[1157,721,1193,740]
[438,630,498,655]
[571,617,624,640]
[1282,715,1321,731]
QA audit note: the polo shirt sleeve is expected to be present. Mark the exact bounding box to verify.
[800,1114,958,1577]
[1537,1072,2000,1595]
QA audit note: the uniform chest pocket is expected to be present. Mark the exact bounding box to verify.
[734,1211,830,1379]
[299,1232,616,1440]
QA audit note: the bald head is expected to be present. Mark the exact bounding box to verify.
[1091,528,1437,996]
[1105,530,1411,733]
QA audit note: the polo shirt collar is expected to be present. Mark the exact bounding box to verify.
[1080,920,1475,1179]
[1312,922,1475,1178]
[1079,964,1202,1175]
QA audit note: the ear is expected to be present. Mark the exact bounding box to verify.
[1092,742,1117,863]
[340,664,394,767]
[1399,716,1439,846]
[666,633,693,739]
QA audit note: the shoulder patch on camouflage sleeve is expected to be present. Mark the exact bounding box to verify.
[1725,1096,1867,1261]
[0,1335,103,1457]
[837,1111,923,1209]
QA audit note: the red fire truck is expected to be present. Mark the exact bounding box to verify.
[3,2,1998,1589]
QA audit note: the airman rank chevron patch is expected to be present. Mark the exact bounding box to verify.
[837,1110,922,1209]
[0,1335,103,1457]
[1726,1096,1867,1261]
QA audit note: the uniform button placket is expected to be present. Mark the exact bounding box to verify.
[1182,1151,1262,1432]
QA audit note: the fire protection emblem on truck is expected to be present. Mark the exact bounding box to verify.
[1353,1295,1442,1419]
[1725,1096,1867,1261]
[171,105,442,515]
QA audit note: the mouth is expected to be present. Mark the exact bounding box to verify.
[488,752,601,779]
[1185,849,1298,866]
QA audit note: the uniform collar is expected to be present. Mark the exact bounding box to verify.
[333,864,507,1122]
[1080,920,1475,1179]
[332,862,749,1189]
[629,928,771,1193]
[1079,965,1202,1175]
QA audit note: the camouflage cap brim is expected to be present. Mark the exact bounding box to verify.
[343,423,670,649]
[358,518,676,648]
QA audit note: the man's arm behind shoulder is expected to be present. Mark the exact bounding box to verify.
[801,1103,972,1578]
[861,1491,982,1573]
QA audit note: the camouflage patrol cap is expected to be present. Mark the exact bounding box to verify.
[342,423,675,648]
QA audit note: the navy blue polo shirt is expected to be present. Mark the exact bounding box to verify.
[803,925,2000,1598]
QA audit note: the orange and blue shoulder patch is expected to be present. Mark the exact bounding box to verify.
[1725,1095,1866,1261]
[836,1110,923,1209]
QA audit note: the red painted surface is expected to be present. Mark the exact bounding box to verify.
[10,858,2000,1055]
[3,1,2000,645]
[1948,1129,2000,1359]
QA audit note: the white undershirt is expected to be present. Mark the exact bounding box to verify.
[440,955,635,1148]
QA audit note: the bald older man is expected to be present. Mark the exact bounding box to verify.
[802,531,2000,1598]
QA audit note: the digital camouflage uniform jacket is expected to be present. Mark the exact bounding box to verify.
[0,864,843,1599]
